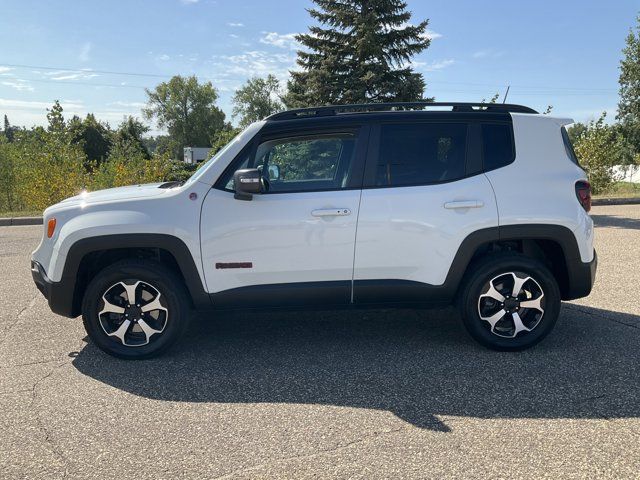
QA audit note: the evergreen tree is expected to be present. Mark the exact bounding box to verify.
[46,100,66,136]
[286,0,432,107]
[618,15,640,155]
[3,114,14,142]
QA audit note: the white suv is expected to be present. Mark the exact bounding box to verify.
[31,102,597,359]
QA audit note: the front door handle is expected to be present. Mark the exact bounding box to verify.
[444,200,484,209]
[311,208,352,217]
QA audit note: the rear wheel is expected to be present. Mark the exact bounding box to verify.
[81,259,190,359]
[459,253,561,351]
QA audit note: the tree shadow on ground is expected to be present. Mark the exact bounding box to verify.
[591,213,640,230]
[72,304,640,431]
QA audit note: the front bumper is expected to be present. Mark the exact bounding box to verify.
[563,249,598,301]
[31,260,78,317]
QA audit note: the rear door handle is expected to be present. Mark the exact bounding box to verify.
[444,200,484,209]
[311,208,352,217]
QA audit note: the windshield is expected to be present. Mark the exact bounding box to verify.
[183,131,243,186]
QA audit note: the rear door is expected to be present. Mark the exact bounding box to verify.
[200,124,369,308]
[353,118,500,304]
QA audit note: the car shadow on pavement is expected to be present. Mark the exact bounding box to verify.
[591,213,640,230]
[72,304,640,432]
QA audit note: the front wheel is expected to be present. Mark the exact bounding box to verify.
[459,253,561,351]
[81,259,191,359]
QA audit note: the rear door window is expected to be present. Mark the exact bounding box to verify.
[373,123,468,187]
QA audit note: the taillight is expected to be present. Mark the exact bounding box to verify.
[575,181,591,212]
[47,218,57,238]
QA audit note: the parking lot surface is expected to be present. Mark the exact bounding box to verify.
[1,205,639,479]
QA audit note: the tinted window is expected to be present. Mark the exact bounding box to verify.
[482,124,514,171]
[375,123,468,187]
[223,134,356,193]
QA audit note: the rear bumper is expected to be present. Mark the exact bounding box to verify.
[563,249,597,301]
[31,260,78,318]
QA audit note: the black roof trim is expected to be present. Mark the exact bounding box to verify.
[267,102,538,121]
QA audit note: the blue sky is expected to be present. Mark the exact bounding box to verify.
[0,0,638,133]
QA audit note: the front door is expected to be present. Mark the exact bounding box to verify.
[200,126,368,308]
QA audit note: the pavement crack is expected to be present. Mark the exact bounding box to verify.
[0,358,61,370]
[0,294,39,348]
[211,426,407,479]
[565,304,640,330]
[29,361,72,479]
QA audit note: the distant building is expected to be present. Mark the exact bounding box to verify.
[183,147,211,164]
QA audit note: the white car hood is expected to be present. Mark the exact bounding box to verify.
[59,183,169,206]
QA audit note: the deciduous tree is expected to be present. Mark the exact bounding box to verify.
[232,75,284,127]
[618,15,640,154]
[143,76,225,159]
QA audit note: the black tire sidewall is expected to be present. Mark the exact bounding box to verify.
[460,254,561,351]
[82,261,189,359]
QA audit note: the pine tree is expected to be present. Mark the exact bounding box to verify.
[618,15,640,154]
[3,114,14,142]
[286,0,432,107]
[46,100,66,136]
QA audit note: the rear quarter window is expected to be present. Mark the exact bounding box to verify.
[482,123,515,171]
[561,126,581,166]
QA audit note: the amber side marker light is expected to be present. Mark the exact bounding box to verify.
[47,218,57,238]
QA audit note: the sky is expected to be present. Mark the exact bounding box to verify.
[0,0,638,134]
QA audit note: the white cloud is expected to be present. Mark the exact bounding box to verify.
[0,66,13,74]
[413,59,455,72]
[259,32,300,50]
[52,72,99,81]
[108,101,147,108]
[1,79,34,92]
[40,69,99,81]
[79,42,92,62]
[207,50,296,93]
[227,22,244,27]
[179,0,199,4]
[0,98,83,110]
[423,29,442,40]
[214,50,295,77]
[157,54,171,61]
[473,49,505,59]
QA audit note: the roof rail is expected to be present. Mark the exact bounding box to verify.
[267,102,538,121]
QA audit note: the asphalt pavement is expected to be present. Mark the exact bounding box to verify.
[1,205,639,479]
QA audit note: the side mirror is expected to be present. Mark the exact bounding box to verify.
[233,168,263,201]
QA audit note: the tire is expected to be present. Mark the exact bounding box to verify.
[81,259,191,359]
[458,253,561,351]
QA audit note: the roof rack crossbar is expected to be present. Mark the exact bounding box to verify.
[267,102,538,121]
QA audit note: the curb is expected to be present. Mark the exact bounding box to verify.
[592,197,640,206]
[0,217,43,226]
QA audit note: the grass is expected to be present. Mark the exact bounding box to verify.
[0,210,42,218]
[594,181,640,199]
